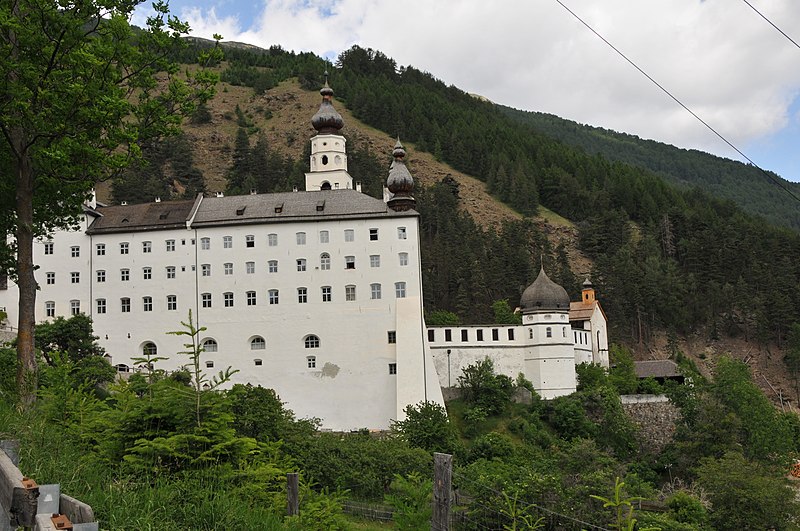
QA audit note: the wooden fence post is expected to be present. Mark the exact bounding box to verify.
[433,453,452,531]
[287,473,299,517]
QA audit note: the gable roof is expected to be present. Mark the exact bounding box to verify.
[87,200,196,234]
[634,360,682,379]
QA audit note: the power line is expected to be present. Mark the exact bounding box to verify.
[741,0,800,51]
[553,0,800,205]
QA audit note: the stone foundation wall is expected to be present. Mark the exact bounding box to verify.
[621,394,681,454]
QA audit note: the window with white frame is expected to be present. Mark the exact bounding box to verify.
[70,300,80,315]
[307,356,316,368]
[296,232,306,245]
[46,272,55,285]
[268,233,278,247]
[143,267,152,280]
[167,295,177,311]
[96,243,105,256]
[120,269,129,281]
[399,253,409,266]
[96,270,105,283]
[320,253,330,270]
[296,259,307,272]
[121,298,130,313]
[388,331,397,344]
[344,229,354,242]
[120,242,129,254]
[44,242,54,255]
[321,286,331,302]
[345,285,356,301]
[395,282,406,298]
[370,255,380,268]
[143,342,157,356]
[166,266,176,279]
[546,327,552,338]
[201,264,211,276]
[142,241,151,253]
[247,291,257,306]
[397,227,407,239]
[166,240,175,252]
[251,336,266,350]
[224,263,233,275]
[203,339,218,352]
[245,235,255,248]
[389,363,397,375]
[45,301,55,317]
[319,230,329,243]
[304,335,320,348]
[224,292,234,307]
[223,236,233,249]
[246,261,255,274]
[143,296,152,312]
[71,272,80,284]
[201,293,211,308]
[297,287,307,303]
[71,246,80,258]
[205,361,214,368]
[369,228,378,241]
[268,260,278,273]
[200,237,210,250]
[371,283,381,300]
[345,256,355,269]
[96,299,106,314]
[268,289,279,305]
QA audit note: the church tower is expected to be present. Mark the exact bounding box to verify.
[305,74,353,191]
[519,266,577,398]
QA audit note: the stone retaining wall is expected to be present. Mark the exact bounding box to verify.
[621,394,681,454]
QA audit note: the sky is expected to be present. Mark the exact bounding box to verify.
[134,0,800,183]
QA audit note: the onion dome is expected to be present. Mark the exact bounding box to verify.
[311,72,344,134]
[520,266,571,312]
[387,138,414,195]
[582,278,593,288]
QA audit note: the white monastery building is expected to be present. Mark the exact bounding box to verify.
[0,80,608,429]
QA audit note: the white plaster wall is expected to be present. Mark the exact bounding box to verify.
[591,306,610,367]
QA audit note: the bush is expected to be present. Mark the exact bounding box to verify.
[458,358,514,416]
[391,401,458,454]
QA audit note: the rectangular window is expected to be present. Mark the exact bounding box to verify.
[166,266,176,279]
[398,227,407,240]
[344,229,354,242]
[143,267,152,280]
[71,272,80,284]
[268,260,278,273]
[296,232,306,245]
[254,359,263,366]
[461,329,468,341]
[395,281,406,298]
[96,270,105,283]
[389,363,397,375]
[345,285,356,301]
[96,244,106,256]
[296,259,306,272]
[477,329,484,341]
[246,261,255,274]
[70,300,80,315]
[321,286,332,302]
[269,289,279,305]
[121,269,129,281]
[201,264,211,276]
[143,297,152,312]
[345,256,355,269]
[167,295,177,311]
[45,301,55,317]
[165,240,175,252]
[222,236,232,249]
[492,328,499,341]
[121,298,130,313]
[96,299,106,314]
[268,233,278,247]
[319,230,329,243]
[224,292,234,307]
[44,242,54,255]
[369,228,378,241]
[224,263,233,275]
[46,272,55,285]
[370,255,380,268]
[201,293,212,308]
[71,246,80,258]
[399,253,409,266]
[297,287,308,304]
[120,242,129,255]
[247,291,257,306]
[246,235,255,248]
[445,329,452,342]
[307,356,316,369]
[388,331,397,344]
[427,329,435,342]
[201,237,210,250]
[508,329,515,341]
[142,241,151,253]
[370,283,381,300]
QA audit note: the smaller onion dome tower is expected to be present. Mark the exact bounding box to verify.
[386,138,416,212]
[305,72,353,191]
[519,266,576,399]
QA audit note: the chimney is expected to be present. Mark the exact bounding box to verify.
[356,181,362,192]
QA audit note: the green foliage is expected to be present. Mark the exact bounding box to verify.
[468,432,515,461]
[0,347,18,400]
[458,358,514,416]
[608,345,638,395]
[665,491,708,527]
[425,310,460,326]
[576,362,608,391]
[590,477,647,531]
[786,322,800,400]
[391,401,458,454]
[33,314,104,363]
[545,395,597,440]
[492,299,522,325]
[384,473,433,530]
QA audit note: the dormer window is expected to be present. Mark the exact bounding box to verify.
[275,203,283,213]
[236,206,246,216]
[316,201,325,211]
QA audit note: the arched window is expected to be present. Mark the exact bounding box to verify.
[321,155,328,165]
[250,336,266,350]
[202,339,218,352]
[320,253,331,270]
[563,327,567,337]
[321,181,331,190]
[304,335,320,349]
[143,342,157,356]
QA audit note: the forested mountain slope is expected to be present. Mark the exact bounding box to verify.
[499,106,800,230]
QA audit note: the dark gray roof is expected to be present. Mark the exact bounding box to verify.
[520,267,571,312]
[87,200,196,234]
[634,360,682,379]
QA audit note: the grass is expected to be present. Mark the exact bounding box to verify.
[536,205,575,227]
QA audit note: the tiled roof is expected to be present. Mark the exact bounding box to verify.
[634,360,682,379]
[87,200,196,234]
[569,301,595,321]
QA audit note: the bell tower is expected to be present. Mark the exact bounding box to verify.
[305,73,353,191]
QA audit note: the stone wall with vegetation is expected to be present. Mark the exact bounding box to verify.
[621,395,680,454]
